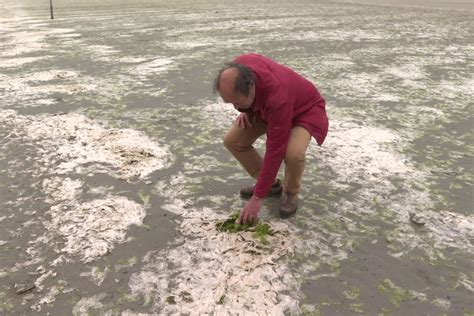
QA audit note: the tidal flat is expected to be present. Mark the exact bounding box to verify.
[0,0,473,314]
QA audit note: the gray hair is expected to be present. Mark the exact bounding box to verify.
[213,62,255,96]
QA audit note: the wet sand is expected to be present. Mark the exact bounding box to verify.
[0,0,473,314]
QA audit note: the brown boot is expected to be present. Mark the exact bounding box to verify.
[240,179,283,200]
[279,192,298,218]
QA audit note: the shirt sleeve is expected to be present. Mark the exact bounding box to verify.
[253,98,293,198]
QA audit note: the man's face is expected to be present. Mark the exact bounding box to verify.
[219,84,255,112]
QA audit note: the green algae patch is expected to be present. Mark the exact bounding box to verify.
[166,296,176,304]
[118,293,140,304]
[0,291,14,313]
[115,256,138,272]
[216,213,273,244]
[349,302,365,313]
[379,307,391,315]
[343,287,364,313]
[138,190,150,205]
[378,279,426,308]
[343,287,361,300]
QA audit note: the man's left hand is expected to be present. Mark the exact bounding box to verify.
[238,195,263,225]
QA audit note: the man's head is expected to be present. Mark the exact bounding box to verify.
[214,62,256,112]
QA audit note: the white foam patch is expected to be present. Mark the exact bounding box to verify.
[0,71,96,108]
[306,118,473,260]
[319,54,355,71]
[117,57,149,63]
[0,109,173,180]
[457,273,474,293]
[332,72,385,100]
[0,110,165,265]
[203,99,238,127]
[0,18,60,66]
[32,99,58,107]
[128,173,300,314]
[43,177,83,203]
[1,110,167,266]
[432,297,451,310]
[393,210,474,257]
[85,44,121,62]
[53,33,82,38]
[42,176,145,263]
[0,56,50,68]
[32,286,61,311]
[439,78,474,99]
[48,197,145,263]
[134,58,174,76]
[375,92,401,102]
[0,31,46,57]
[316,120,413,184]
[385,63,427,81]
[20,112,173,180]
[22,70,79,82]
[292,29,385,42]
[165,41,211,49]
[80,266,109,286]
[73,293,107,316]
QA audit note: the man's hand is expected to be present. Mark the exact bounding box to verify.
[238,195,263,225]
[235,113,254,129]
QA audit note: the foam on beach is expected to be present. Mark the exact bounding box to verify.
[128,172,301,314]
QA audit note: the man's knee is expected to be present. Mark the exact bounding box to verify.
[285,151,306,166]
[223,132,237,150]
[223,131,233,150]
[224,131,244,152]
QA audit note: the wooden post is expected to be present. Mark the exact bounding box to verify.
[50,0,54,19]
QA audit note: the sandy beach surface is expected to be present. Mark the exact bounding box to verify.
[0,0,473,314]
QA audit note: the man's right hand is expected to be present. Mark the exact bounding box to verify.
[235,113,254,129]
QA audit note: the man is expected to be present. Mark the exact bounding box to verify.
[214,53,328,225]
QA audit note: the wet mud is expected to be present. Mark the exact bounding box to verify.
[0,0,473,314]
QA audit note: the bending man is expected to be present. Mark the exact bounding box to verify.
[214,53,328,225]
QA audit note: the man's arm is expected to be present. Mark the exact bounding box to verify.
[238,98,293,225]
[253,98,293,198]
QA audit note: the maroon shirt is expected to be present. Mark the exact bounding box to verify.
[234,53,329,198]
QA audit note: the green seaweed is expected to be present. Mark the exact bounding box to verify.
[216,213,273,244]
[0,291,14,312]
[115,256,138,272]
[349,302,365,313]
[166,296,176,304]
[118,293,140,304]
[216,213,251,233]
[254,222,271,244]
[138,190,150,205]
[343,287,360,300]
[378,279,422,308]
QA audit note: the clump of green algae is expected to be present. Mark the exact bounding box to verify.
[378,279,426,308]
[0,291,14,313]
[216,213,273,244]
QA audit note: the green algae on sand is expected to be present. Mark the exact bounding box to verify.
[216,213,273,244]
